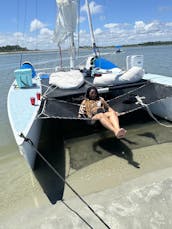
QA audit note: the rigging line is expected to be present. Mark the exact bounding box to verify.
[42,84,59,98]
[35,0,38,51]
[84,79,95,87]
[22,0,28,35]
[45,97,81,107]
[58,45,63,69]
[61,200,94,229]
[36,99,49,119]
[145,105,172,128]
[107,81,150,103]
[119,94,172,117]
[20,0,28,67]
[37,94,172,121]
[37,115,90,120]
[16,0,20,48]
[135,95,172,128]
[20,135,111,229]
[36,98,89,121]
[77,0,80,57]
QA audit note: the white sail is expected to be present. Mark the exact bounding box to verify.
[54,0,78,45]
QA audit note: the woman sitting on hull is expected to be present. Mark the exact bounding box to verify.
[78,86,127,139]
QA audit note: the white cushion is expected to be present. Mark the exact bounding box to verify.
[92,67,122,75]
[93,66,144,86]
[119,66,144,83]
[49,70,84,89]
[93,72,121,86]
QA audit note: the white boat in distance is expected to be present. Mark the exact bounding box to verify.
[7,0,172,203]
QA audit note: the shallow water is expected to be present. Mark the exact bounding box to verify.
[1,46,172,228]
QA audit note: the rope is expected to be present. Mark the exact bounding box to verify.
[41,83,59,98]
[107,81,150,103]
[61,201,93,229]
[16,0,20,48]
[77,0,80,58]
[19,0,28,67]
[58,45,63,69]
[19,133,111,229]
[135,95,172,128]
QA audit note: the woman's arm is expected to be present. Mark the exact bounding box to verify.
[108,106,119,116]
[101,97,119,115]
[78,100,87,118]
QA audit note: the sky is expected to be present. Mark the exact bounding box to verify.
[0,0,172,50]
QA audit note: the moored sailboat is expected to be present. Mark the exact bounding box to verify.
[7,0,172,203]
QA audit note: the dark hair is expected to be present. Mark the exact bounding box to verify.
[85,86,99,100]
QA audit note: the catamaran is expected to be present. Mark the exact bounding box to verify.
[7,0,172,203]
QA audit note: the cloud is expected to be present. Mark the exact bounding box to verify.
[40,28,53,36]
[134,20,161,33]
[13,32,24,39]
[79,20,172,47]
[94,28,103,35]
[79,16,86,23]
[30,19,46,32]
[158,6,172,12]
[166,22,172,27]
[81,1,103,14]
[1,17,172,50]
[134,21,145,33]
[104,23,119,29]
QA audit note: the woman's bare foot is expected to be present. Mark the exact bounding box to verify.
[115,128,127,139]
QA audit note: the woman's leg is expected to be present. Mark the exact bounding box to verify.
[105,110,120,132]
[92,113,115,133]
[105,110,127,138]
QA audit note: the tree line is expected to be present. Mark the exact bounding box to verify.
[1,41,172,52]
[0,45,28,52]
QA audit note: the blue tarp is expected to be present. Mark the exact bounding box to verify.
[40,74,49,79]
[115,45,122,49]
[20,62,36,78]
[93,57,118,69]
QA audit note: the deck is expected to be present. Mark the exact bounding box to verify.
[7,78,42,145]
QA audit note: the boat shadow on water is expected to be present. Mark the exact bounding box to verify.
[67,110,156,172]
[33,119,66,204]
[93,137,140,169]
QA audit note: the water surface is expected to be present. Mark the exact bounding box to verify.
[1,45,172,228]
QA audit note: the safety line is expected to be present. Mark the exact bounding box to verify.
[19,134,111,229]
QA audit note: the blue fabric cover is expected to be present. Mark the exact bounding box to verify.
[40,74,49,79]
[20,62,36,78]
[94,57,118,69]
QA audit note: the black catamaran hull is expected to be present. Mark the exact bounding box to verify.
[17,75,172,203]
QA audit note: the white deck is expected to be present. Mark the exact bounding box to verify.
[143,73,172,85]
[7,77,42,145]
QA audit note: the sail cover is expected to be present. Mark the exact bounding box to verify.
[54,0,78,45]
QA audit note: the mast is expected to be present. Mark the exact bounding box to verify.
[85,0,97,56]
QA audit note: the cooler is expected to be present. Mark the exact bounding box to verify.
[14,69,33,88]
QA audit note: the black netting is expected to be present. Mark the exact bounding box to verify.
[39,80,172,120]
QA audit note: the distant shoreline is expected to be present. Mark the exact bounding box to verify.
[0,49,59,55]
[0,41,172,54]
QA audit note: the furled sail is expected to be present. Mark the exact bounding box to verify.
[54,0,78,45]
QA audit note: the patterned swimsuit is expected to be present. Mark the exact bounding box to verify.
[78,97,109,118]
